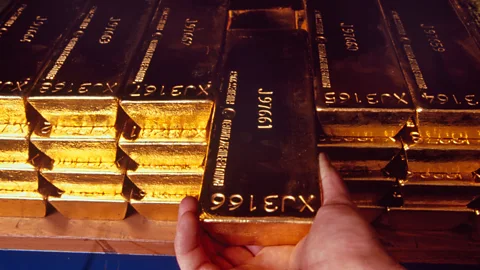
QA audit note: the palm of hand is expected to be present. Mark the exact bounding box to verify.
[175,155,405,270]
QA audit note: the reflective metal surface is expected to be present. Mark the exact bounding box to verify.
[0,0,478,247]
[199,29,320,245]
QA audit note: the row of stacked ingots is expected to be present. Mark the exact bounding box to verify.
[0,0,480,244]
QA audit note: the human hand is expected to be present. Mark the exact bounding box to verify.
[174,153,405,269]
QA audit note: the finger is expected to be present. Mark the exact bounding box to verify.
[211,255,233,270]
[222,246,255,266]
[175,199,219,270]
[318,153,352,206]
[178,196,197,217]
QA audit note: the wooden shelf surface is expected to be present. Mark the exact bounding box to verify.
[0,212,478,264]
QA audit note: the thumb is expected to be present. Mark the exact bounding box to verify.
[318,153,353,206]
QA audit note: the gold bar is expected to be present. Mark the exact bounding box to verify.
[28,0,157,128]
[318,136,406,180]
[199,30,320,246]
[346,180,398,206]
[380,0,480,139]
[385,207,475,230]
[400,182,480,209]
[404,140,480,184]
[119,0,228,167]
[128,165,203,221]
[228,9,299,30]
[26,0,158,220]
[229,0,304,10]
[0,162,44,217]
[28,0,157,160]
[43,162,127,220]
[0,0,87,217]
[309,0,414,138]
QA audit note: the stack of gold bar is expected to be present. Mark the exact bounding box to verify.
[0,0,479,248]
[28,0,157,220]
[0,0,87,217]
[119,0,228,221]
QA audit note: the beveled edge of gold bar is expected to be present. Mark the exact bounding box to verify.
[0,192,46,218]
[400,180,480,187]
[27,97,118,127]
[201,216,312,246]
[120,100,214,130]
[130,195,186,221]
[344,176,396,182]
[202,206,386,245]
[49,194,128,220]
[0,97,27,125]
[316,108,413,137]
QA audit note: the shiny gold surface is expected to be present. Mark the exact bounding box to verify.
[318,136,405,180]
[128,166,203,220]
[200,29,320,245]
[120,101,213,132]
[381,0,480,139]
[309,0,414,138]
[404,141,480,184]
[30,124,117,163]
[0,162,45,217]
[119,0,227,134]
[28,0,157,129]
[49,194,127,220]
[42,162,126,220]
[119,123,208,167]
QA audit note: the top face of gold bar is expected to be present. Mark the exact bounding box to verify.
[229,0,304,10]
[200,30,320,221]
[27,0,158,128]
[309,0,414,137]
[382,0,480,110]
[121,0,228,102]
[0,0,86,124]
[30,0,157,98]
[381,0,480,138]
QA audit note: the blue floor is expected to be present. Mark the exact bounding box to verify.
[0,251,478,270]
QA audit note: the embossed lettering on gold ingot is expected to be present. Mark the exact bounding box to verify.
[128,166,203,221]
[42,162,127,220]
[199,30,320,246]
[28,0,156,130]
[26,0,157,220]
[120,0,228,137]
[381,0,480,139]
[308,0,414,138]
[0,0,87,218]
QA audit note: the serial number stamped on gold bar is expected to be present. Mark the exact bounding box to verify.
[324,91,409,105]
[258,88,273,129]
[420,92,479,106]
[340,22,359,52]
[210,193,317,213]
[420,24,445,53]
